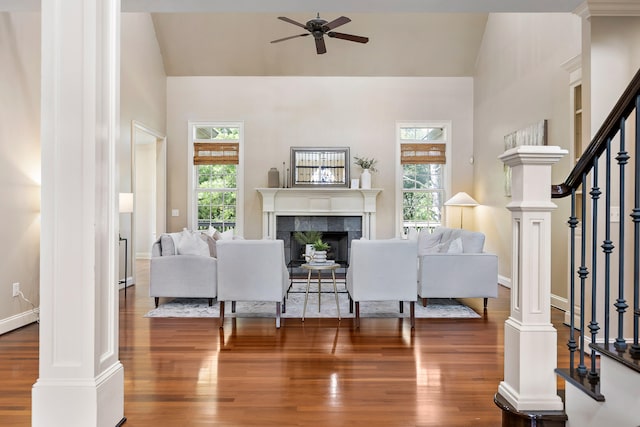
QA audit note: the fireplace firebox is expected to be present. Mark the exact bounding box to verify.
[290,231,349,264]
[276,216,362,272]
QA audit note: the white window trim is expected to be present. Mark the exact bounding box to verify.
[394,121,452,238]
[187,121,244,236]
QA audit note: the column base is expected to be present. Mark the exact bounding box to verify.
[494,392,567,427]
[33,362,124,427]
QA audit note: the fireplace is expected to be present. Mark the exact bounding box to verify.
[276,215,362,267]
[256,188,381,241]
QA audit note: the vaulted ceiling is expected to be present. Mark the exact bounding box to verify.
[139,0,582,76]
[3,0,584,77]
[151,13,491,77]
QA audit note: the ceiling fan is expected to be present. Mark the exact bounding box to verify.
[271,13,369,55]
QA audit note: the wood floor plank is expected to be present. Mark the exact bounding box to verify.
[0,260,571,426]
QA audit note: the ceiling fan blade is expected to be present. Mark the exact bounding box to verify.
[271,33,309,44]
[323,16,351,31]
[278,16,308,30]
[315,37,327,54]
[328,32,369,44]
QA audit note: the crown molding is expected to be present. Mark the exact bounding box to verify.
[574,0,640,18]
[561,55,582,74]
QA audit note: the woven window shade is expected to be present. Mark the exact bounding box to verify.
[400,143,446,164]
[194,143,239,165]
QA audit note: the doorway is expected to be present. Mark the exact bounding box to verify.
[131,121,166,285]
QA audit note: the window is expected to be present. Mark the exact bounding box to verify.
[396,123,450,236]
[189,123,243,233]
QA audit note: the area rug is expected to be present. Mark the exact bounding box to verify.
[145,282,480,319]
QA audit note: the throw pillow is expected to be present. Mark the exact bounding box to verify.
[206,225,222,240]
[436,241,451,253]
[177,229,210,256]
[418,229,442,255]
[160,234,175,256]
[219,229,234,240]
[199,233,217,258]
[447,237,463,254]
[462,231,485,253]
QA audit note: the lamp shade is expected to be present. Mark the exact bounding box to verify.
[444,192,479,207]
[119,193,134,213]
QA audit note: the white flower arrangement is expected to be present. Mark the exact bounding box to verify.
[353,156,377,172]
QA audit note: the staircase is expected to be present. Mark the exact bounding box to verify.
[552,67,640,426]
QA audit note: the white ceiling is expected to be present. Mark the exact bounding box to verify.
[152,13,489,77]
[141,0,582,77]
[0,0,584,77]
[122,0,584,13]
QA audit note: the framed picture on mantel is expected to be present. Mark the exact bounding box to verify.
[290,147,350,188]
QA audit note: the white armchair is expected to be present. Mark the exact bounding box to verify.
[216,239,289,328]
[346,239,418,328]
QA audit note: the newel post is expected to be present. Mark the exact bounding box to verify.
[496,146,567,414]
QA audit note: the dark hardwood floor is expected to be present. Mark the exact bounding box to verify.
[0,260,571,426]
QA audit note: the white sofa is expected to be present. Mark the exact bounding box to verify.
[417,227,498,308]
[149,230,217,308]
[347,239,418,328]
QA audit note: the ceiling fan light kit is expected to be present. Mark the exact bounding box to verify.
[271,13,369,55]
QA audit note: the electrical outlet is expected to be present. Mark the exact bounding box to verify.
[12,282,20,297]
[611,206,620,223]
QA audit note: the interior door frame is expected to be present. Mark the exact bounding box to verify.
[131,120,166,285]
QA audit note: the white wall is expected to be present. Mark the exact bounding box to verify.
[166,76,475,239]
[0,12,41,333]
[0,13,40,333]
[590,17,640,131]
[120,13,167,280]
[473,13,581,300]
[587,15,640,346]
[0,12,166,333]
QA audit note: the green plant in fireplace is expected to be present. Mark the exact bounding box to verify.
[312,239,330,251]
[293,231,323,245]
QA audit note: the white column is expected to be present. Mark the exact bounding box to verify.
[497,145,567,411]
[33,1,124,426]
[360,189,380,239]
[257,188,277,238]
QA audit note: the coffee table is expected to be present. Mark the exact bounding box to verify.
[301,262,341,321]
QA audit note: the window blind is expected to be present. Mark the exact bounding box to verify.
[400,143,446,164]
[193,142,239,165]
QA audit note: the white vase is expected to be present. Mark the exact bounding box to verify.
[360,169,371,189]
[312,251,327,263]
[304,244,315,259]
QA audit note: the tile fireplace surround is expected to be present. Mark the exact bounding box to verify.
[256,188,381,240]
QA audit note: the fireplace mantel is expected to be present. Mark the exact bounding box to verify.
[256,188,381,239]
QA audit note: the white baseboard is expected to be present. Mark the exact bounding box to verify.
[498,275,511,289]
[0,308,39,335]
[551,294,568,312]
[118,277,135,290]
[136,252,151,260]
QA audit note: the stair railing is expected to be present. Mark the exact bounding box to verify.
[552,67,640,399]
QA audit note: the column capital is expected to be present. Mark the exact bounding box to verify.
[574,0,640,18]
[499,145,568,167]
